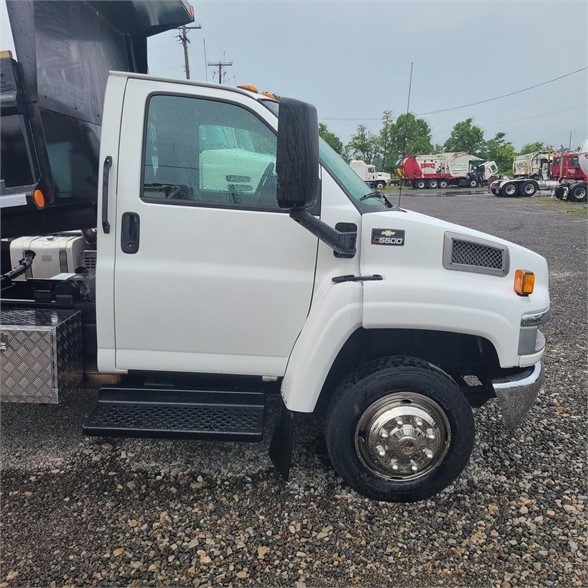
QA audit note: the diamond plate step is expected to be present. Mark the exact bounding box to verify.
[84,387,266,442]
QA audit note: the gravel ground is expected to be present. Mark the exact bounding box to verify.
[1,192,586,587]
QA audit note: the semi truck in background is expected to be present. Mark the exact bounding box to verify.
[1,0,551,503]
[490,148,587,202]
[350,160,392,189]
[396,152,499,189]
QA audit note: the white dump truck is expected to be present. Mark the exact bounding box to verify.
[1,0,550,503]
[350,160,392,190]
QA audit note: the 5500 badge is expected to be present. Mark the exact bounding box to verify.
[371,228,405,246]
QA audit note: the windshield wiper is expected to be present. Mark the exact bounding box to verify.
[360,191,392,208]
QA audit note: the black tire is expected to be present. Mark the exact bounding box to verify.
[438,180,449,189]
[500,182,517,197]
[491,188,500,196]
[569,183,587,203]
[428,179,438,189]
[469,179,478,188]
[521,181,538,197]
[374,181,386,190]
[325,356,475,502]
[554,186,565,200]
[414,179,426,190]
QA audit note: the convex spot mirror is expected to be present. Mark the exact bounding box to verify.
[276,97,319,210]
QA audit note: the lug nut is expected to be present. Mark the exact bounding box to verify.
[390,460,399,471]
[426,428,436,440]
[423,449,434,460]
[376,445,386,457]
[410,460,418,472]
[379,429,389,439]
[415,419,423,427]
[396,419,404,426]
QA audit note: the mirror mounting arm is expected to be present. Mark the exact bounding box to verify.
[289,208,356,257]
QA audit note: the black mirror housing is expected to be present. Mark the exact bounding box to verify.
[276,97,319,210]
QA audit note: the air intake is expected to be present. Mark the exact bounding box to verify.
[443,232,509,276]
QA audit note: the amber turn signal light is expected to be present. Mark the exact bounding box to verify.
[33,189,45,208]
[514,269,535,296]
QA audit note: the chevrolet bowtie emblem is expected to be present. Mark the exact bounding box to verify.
[381,230,396,236]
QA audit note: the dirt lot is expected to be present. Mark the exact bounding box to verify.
[1,192,586,587]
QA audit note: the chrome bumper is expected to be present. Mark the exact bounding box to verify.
[492,361,543,429]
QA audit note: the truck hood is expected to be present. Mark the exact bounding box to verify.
[358,209,550,368]
[359,208,548,304]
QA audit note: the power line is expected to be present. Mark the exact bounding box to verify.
[320,66,587,122]
[480,104,587,129]
[418,66,587,116]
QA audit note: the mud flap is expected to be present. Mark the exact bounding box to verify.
[269,400,293,480]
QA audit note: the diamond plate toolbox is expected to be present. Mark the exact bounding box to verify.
[1,309,82,403]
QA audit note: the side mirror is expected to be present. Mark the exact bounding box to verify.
[276,97,319,210]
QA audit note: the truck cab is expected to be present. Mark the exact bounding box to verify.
[87,73,549,501]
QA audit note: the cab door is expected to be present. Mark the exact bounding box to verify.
[112,79,318,376]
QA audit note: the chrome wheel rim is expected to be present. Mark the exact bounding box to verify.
[505,184,516,196]
[355,392,451,481]
[523,184,534,195]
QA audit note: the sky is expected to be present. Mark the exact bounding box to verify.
[1,0,587,151]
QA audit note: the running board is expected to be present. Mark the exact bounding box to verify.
[83,386,266,442]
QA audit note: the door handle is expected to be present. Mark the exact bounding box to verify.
[121,212,140,254]
[102,156,112,234]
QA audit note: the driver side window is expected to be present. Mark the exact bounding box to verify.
[142,94,279,209]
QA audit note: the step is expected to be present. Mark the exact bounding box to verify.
[83,386,266,442]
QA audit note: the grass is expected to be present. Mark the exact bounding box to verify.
[498,194,588,218]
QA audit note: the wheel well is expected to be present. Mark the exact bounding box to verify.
[316,328,500,413]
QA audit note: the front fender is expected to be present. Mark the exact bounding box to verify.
[281,281,362,413]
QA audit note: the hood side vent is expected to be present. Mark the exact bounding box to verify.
[443,232,509,277]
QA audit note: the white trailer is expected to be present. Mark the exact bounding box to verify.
[350,160,390,189]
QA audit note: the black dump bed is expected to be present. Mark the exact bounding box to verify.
[1,0,193,238]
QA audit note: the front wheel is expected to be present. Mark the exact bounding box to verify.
[569,183,587,202]
[325,357,475,502]
[374,181,386,190]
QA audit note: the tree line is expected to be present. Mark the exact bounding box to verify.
[319,113,558,175]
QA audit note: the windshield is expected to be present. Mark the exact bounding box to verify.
[261,100,389,212]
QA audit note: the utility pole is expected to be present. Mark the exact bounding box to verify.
[176,24,202,80]
[207,59,233,84]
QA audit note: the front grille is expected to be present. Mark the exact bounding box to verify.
[451,239,504,269]
[443,232,509,276]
